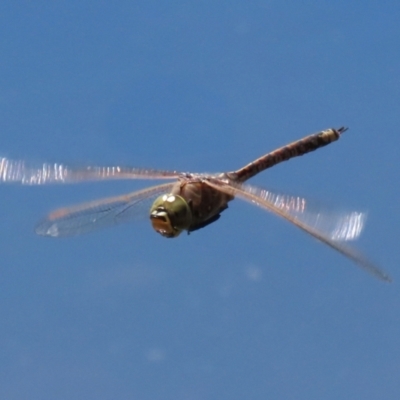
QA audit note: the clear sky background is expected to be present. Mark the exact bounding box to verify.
[1,2,400,399]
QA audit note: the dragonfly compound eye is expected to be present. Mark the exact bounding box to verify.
[149,194,192,238]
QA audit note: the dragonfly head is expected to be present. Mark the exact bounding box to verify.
[149,194,192,238]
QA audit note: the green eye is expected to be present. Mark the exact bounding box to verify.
[149,194,192,238]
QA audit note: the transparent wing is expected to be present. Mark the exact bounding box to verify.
[0,157,179,185]
[205,179,391,282]
[36,182,176,237]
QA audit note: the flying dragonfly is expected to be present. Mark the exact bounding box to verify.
[0,127,391,282]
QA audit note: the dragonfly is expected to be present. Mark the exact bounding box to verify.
[0,127,391,282]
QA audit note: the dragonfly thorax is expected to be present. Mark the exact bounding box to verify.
[149,193,192,238]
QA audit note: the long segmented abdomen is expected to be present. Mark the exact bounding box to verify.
[229,127,347,182]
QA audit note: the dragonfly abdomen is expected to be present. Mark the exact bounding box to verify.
[230,127,347,182]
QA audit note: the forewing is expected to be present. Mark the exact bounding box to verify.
[0,157,179,185]
[36,182,176,237]
[205,179,391,282]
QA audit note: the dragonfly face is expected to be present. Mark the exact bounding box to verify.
[149,193,192,238]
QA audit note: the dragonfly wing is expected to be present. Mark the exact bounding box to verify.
[205,179,391,282]
[241,188,366,241]
[36,182,176,237]
[0,157,179,184]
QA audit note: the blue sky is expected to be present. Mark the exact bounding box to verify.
[1,2,400,399]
